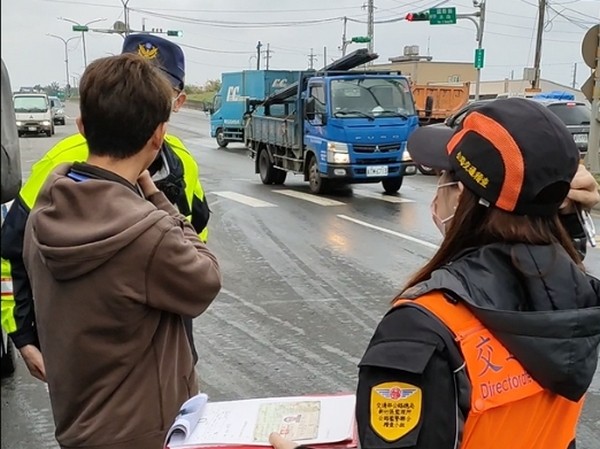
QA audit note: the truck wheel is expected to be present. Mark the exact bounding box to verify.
[259,149,275,184]
[0,337,16,378]
[417,164,436,176]
[216,129,228,148]
[308,155,329,194]
[382,177,403,194]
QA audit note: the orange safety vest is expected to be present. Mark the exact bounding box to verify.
[394,292,584,449]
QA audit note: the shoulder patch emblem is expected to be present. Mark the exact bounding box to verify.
[370,382,422,442]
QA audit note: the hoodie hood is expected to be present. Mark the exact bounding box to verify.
[28,164,166,280]
[405,243,600,401]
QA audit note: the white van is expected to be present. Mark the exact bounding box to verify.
[13,92,54,137]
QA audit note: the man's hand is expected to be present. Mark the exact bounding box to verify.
[19,345,46,382]
[561,165,600,213]
[269,433,300,449]
[137,170,160,198]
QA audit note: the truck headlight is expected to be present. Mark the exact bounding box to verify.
[327,141,349,164]
[42,121,51,126]
[402,151,412,162]
[16,121,22,126]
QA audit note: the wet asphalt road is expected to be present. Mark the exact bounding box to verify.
[2,104,599,449]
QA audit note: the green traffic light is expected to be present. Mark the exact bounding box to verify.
[351,36,371,43]
[167,30,183,37]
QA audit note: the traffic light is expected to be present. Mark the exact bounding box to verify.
[405,12,429,22]
[167,30,183,37]
[351,36,371,43]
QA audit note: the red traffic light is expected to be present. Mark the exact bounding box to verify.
[405,12,429,22]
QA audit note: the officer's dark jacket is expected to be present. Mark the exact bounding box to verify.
[357,240,600,449]
[0,133,209,363]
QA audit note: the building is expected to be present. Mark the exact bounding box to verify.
[369,45,477,85]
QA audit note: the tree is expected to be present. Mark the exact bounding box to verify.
[45,82,61,96]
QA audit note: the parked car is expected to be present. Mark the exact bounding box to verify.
[49,95,66,125]
[415,98,591,175]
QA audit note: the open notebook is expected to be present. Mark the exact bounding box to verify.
[164,393,357,449]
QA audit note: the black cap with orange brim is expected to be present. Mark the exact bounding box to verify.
[407,98,580,216]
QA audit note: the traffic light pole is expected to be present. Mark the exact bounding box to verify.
[457,1,486,100]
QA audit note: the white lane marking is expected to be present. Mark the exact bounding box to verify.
[353,189,415,203]
[275,190,346,206]
[337,214,439,250]
[212,191,277,208]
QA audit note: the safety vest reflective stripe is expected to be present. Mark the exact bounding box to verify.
[1,278,13,296]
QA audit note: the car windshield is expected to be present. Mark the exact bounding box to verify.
[13,96,48,113]
[546,103,590,126]
[331,78,415,119]
[49,97,63,108]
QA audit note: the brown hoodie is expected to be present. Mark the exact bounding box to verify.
[23,163,222,449]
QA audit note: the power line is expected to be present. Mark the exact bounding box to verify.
[178,43,255,55]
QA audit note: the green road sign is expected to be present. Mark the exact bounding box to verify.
[351,36,371,43]
[474,48,485,69]
[72,25,89,32]
[429,7,457,25]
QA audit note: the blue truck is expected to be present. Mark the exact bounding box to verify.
[244,50,419,194]
[210,70,300,148]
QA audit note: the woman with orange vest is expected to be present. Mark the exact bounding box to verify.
[269,98,600,449]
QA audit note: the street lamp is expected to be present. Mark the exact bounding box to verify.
[58,17,106,67]
[47,34,79,97]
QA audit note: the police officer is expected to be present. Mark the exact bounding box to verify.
[0,34,210,382]
[269,99,600,449]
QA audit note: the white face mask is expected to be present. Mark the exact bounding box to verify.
[430,181,459,235]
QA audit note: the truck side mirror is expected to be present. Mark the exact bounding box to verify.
[305,98,316,121]
[424,96,434,118]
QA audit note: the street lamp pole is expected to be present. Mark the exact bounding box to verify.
[58,17,106,67]
[47,34,79,97]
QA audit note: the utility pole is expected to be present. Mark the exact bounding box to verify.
[366,0,375,54]
[571,62,577,88]
[121,0,132,36]
[308,48,317,69]
[47,34,78,97]
[341,16,349,56]
[324,46,327,67]
[256,41,262,70]
[474,0,486,100]
[264,43,272,70]
[531,0,546,90]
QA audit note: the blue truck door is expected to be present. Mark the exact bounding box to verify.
[304,80,328,173]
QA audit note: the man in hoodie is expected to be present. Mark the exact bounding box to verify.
[23,53,222,449]
[1,34,208,382]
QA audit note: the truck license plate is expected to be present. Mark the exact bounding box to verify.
[366,165,388,177]
[28,126,37,131]
[573,133,588,144]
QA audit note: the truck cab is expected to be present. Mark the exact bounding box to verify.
[303,74,418,191]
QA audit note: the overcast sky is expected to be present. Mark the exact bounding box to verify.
[1,0,599,90]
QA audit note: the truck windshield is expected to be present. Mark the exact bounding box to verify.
[13,96,48,113]
[331,78,415,119]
